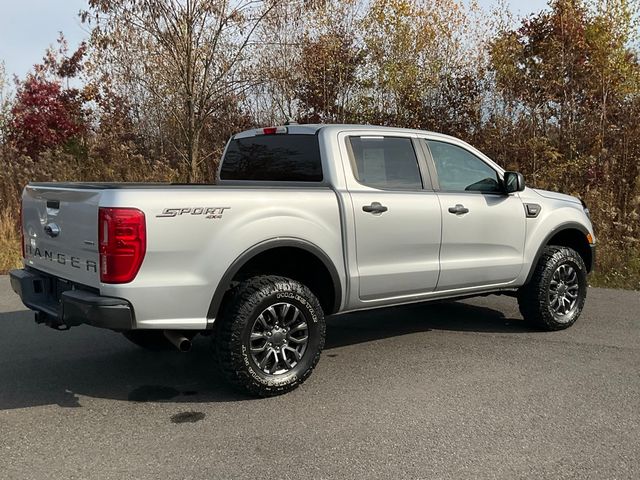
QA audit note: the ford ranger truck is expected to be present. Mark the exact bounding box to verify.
[10,124,595,396]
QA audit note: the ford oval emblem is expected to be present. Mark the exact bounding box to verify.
[44,223,60,238]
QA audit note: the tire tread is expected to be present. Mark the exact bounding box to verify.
[518,246,587,331]
[215,275,325,397]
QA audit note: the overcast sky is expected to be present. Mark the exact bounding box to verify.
[0,0,550,80]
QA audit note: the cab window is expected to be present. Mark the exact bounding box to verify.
[348,136,422,190]
[221,134,323,182]
[427,140,500,193]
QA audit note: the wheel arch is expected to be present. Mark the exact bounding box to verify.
[207,238,343,324]
[525,222,594,284]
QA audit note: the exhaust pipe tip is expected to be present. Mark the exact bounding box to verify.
[163,330,192,352]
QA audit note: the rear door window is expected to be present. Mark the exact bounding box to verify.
[347,136,423,190]
[220,134,323,182]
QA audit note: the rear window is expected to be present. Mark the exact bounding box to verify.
[220,134,323,182]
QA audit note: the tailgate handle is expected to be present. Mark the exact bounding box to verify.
[46,200,60,210]
[44,223,60,238]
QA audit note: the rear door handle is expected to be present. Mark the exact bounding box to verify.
[448,204,469,215]
[362,202,388,214]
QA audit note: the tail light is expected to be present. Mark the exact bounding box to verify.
[99,207,146,283]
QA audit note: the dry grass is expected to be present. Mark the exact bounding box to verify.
[590,241,640,291]
[0,211,21,274]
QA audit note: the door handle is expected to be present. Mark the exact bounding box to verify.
[362,202,388,214]
[448,204,469,215]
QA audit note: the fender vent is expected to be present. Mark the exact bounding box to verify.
[524,203,541,218]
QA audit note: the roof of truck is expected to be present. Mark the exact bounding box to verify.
[230,124,505,176]
[233,123,455,140]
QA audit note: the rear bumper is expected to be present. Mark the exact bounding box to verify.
[9,268,134,330]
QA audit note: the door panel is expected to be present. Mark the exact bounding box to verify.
[436,192,525,290]
[343,134,442,301]
[423,139,525,290]
[351,190,442,300]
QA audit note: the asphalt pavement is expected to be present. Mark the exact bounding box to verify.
[0,275,638,480]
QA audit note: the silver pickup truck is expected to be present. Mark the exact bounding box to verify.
[10,124,595,396]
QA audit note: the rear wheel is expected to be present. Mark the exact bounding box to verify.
[215,275,325,397]
[518,246,588,330]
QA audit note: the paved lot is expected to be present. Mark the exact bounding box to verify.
[0,275,638,479]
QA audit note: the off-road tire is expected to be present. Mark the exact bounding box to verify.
[215,275,325,397]
[518,246,588,331]
[122,330,173,351]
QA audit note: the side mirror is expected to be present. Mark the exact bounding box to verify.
[503,171,525,193]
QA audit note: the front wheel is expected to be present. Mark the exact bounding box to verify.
[215,275,326,397]
[518,246,588,330]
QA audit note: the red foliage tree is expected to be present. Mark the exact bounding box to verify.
[9,77,86,158]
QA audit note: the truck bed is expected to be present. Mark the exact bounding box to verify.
[21,182,344,329]
[28,182,330,190]
[28,182,214,189]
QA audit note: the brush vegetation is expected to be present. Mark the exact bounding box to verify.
[0,0,639,289]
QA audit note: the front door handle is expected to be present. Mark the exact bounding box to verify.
[362,202,388,214]
[448,204,469,215]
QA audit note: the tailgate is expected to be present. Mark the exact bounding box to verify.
[22,184,101,288]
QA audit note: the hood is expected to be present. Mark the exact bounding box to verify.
[533,188,582,205]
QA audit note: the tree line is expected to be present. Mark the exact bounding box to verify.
[0,0,639,288]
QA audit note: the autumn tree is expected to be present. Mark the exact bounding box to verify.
[489,0,640,190]
[9,79,82,158]
[360,0,486,131]
[7,35,91,159]
[247,0,307,123]
[294,31,361,123]
[84,0,282,182]
[487,0,640,287]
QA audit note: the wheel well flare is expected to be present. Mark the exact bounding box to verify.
[209,243,341,322]
[547,228,593,273]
